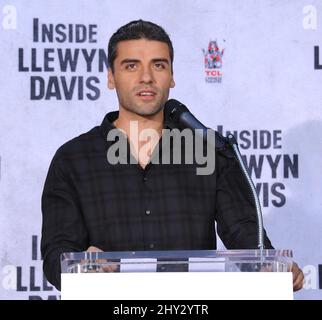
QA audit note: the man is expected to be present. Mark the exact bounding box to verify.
[41,20,303,291]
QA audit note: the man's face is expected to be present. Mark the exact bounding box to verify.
[108,39,175,117]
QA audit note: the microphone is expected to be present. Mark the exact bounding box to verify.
[164,99,265,250]
[164,99,227,149]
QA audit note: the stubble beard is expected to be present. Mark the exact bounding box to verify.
[118,90,169,117]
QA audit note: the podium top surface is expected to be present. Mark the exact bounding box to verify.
[61,249,293,274]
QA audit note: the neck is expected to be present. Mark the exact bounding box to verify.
[113,106,164,138]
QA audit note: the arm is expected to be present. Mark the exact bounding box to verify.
[215,149,273,249]
[214,149,304,290]
[41,151,88,290]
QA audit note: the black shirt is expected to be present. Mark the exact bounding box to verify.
[41,111,273,290]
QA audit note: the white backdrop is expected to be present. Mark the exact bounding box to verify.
[0,0,321,300]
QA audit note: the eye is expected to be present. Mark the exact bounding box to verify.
[154,62,166,70]
[126,63,137,70]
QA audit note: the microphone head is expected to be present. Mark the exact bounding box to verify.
[164,99,230,151]
[164,99,189,125]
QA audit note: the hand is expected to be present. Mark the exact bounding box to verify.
[291,262,304,292]
[86,246,103,252]
[86,246,118,272]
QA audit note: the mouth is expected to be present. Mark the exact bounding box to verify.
[136,89,157,101]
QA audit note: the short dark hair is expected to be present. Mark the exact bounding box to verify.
[108,20,174,73]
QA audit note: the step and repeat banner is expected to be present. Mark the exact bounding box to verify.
[0,0,321,300]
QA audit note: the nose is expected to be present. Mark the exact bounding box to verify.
[139,65,155,84]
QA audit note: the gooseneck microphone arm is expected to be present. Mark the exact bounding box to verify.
[164,99,265,251]
[226,134,264,251]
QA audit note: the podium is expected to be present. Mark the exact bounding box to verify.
[60,249,293,300]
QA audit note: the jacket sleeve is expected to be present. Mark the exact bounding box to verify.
[41,151,88,291]
[215,149,273,249]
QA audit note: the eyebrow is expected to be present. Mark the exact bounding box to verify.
[151,58,170,65]
[120,58,170,65]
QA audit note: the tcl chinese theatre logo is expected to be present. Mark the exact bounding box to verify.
[203,40,224,83]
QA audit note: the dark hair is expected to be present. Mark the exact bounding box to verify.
[108,20,174,73]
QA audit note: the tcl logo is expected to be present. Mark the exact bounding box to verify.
[205,70,223,76]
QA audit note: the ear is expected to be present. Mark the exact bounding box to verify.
[170,77,175,88]
[107,67,115,90]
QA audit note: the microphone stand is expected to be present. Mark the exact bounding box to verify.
[164,100,266,258]
[225,133,265,253]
